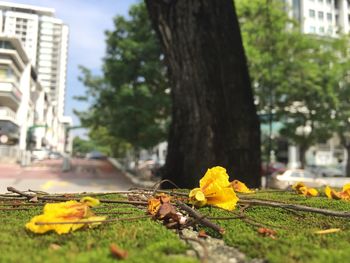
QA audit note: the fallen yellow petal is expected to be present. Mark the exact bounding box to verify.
[231,180,255,193]
[25,197,105,234]
[292,182,305,191]
[189,166,239,210]
[324,186,342,200]
[314,228,341,234]
[80,196,100,207]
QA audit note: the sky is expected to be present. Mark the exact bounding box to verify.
[5,0,139,137]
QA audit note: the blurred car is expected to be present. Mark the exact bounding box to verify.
[314,167,344,177]
[48,151,63,159]
[86,151,107,160]
[31,148,49,161]
[268,169,322,189]
[269,169,350,189]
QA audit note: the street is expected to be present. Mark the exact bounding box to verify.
[0,158,135,193]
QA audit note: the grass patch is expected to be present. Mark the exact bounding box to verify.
[199,190,350,263]
[1,190,350,262]
[0,194,196,263]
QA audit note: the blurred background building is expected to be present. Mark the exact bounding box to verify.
[286,0,350,36]
[0,1,72,164]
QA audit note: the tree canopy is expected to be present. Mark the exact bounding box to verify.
[75,2,169,154]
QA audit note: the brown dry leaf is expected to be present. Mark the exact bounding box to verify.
[314,228,341,235]
[257,227,277,239]
[157,193,171,204]
[198,229,209,239]
[110,243,128,260]
[49,243,61,250]
[157,203,177,219]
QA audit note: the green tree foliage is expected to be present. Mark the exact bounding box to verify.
[236,0,339,167]
[72,137,95,156]
[326,36,350,175]
[76,2,169,154]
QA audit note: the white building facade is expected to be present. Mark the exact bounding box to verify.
[286,0,350,35]
[0,1,72,155]
[283,0,350,168]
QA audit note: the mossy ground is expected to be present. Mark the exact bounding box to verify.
[198,190,350,263]
[0,194,196,263]
[1,190,350,263]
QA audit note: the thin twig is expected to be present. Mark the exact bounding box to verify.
[27,189,49,195]
[96,211,135,215]
[35,215,151,225]
[0,207,31,211]
[151,179,181,195]
[7,187,148,205]
[0,203,45,206]
[177,202,225,234]
[206,215,244,220]
[238,198,350,218]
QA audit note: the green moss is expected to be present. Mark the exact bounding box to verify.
[199,190,350,263]
[2,191,350,262]
[0,195,196,263]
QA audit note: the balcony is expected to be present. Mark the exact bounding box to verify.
[0,81,22,110]
[0,106,17,124]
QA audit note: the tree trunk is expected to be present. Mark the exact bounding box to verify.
[346,147,350,177]
[145,0,261,188]
[299,145,307,169]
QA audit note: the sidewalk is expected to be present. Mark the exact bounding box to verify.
[0,158,136,193]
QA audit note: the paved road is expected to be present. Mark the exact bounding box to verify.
[0,158,135,194]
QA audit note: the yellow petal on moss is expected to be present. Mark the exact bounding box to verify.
[206,186,238,211]
[299,187,318,197]
[199,166,230,191]
[189,188,207,207]
[189,166,239,210]
[292,182,305,191]
[292,182,317,197]
[147,197,161,215]
[314,228,341,234]
[80,196,100,207]
[342,183,350,192]
[325,186,341,200]
[231,180,255,193]
[25,198,105,234]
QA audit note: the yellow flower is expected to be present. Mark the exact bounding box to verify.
[189,166,238,211]
[231,180,255,193]
[26,197,106,234]
[325,184,350,201]
[292,182,318,197]
[147,197,161,216]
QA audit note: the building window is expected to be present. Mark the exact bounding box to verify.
[327,26,333,34]
[309,9,315,18]
[318,0,323,3]
[319,26,325,33]
[309,26,316,33]
[318,11,324,20]
[326,0,331,3]
[327,13,332,21]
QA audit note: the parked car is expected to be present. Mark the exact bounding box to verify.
[31,148,49,161]
[86,151,107,160]
[313,167,344,177]
[269,169,350,189]
[48,151,63,159]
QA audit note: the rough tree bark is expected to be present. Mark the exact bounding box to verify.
[145,0,261,188]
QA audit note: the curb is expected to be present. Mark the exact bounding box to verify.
[108,157,156,188]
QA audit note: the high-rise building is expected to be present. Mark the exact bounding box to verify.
[0,1,71,152]
[286,0,350,36]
